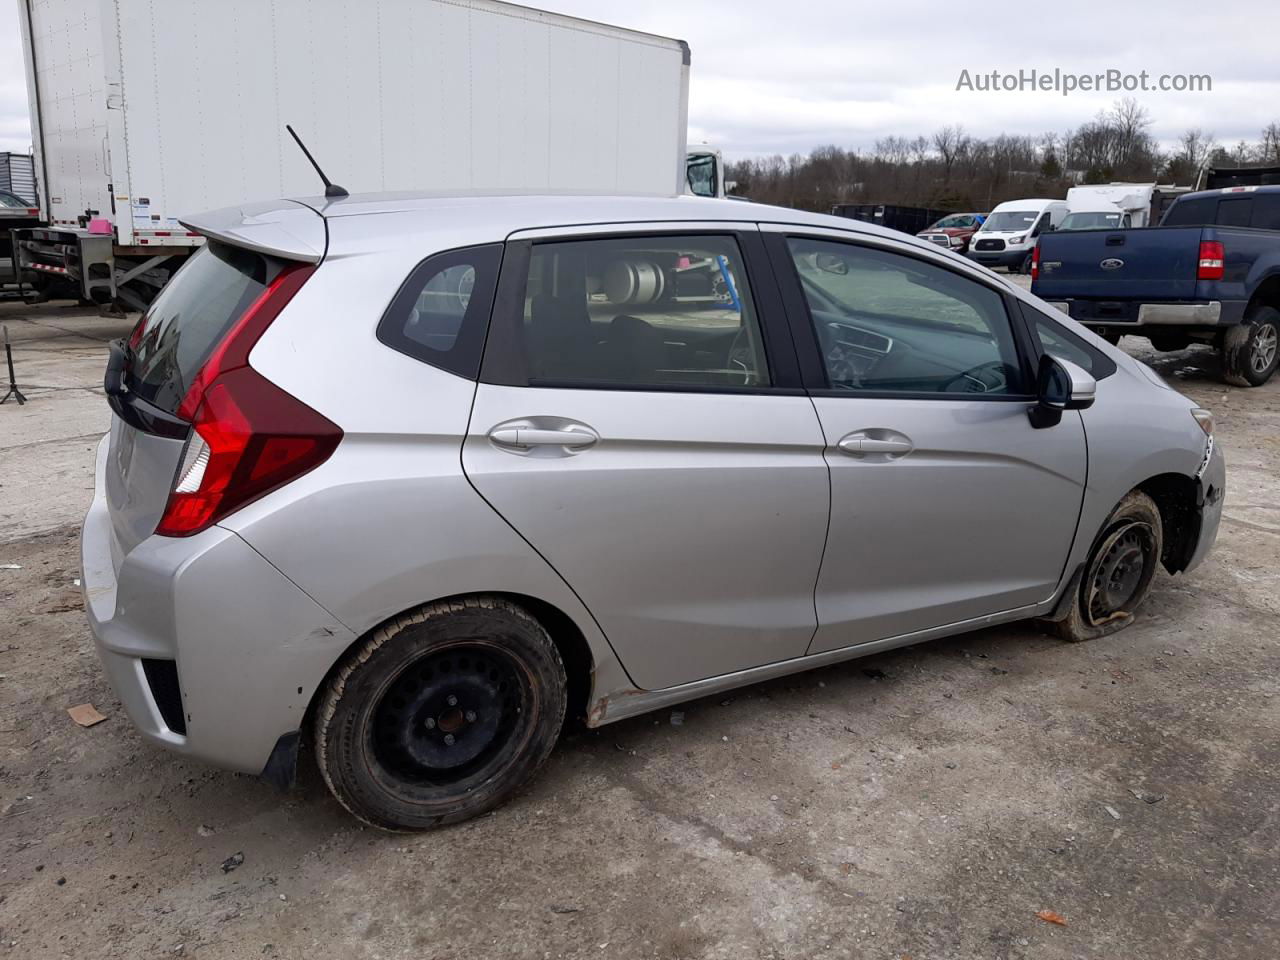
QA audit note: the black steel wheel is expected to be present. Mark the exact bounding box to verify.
[1041,490,1163,643]
[1083,520,1158,628]
[315,598,567,830]
[372,643,529,784]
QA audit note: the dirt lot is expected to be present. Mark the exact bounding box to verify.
[1,298,1278,959]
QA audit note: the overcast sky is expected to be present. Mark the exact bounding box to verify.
[2,0,1277,160]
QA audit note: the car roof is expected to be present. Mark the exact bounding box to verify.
[292,189,834,230]
[185,190,978,263]
[990,198,1063,210]
[1176,184,1280,201]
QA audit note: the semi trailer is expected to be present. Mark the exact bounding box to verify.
[15,0,698,308]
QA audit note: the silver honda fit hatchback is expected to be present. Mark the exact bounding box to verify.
[82,192,1224,830]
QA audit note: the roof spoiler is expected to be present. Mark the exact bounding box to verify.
[179,200,325,263]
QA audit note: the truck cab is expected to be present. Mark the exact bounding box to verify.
[1065,183,1156,229]
[916,212,986,253]
[1059,204,1131,232]
[686,147,736,199]
[967,199,1068,273]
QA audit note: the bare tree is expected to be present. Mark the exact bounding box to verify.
[1110,98,1152,150]
[1261,122,1280,163]
[874,136,910,165]
[932,125,969,181]
[1181,128,1217,169]
[723,109,1274,213]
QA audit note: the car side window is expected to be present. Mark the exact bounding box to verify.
[520,235,770,389]
[377,243,503,379]
[1216,197,1254,227]
[1162,196,1215,226]
[1250,194,1280,231]
[786,237,1024,395]
[1020,302,1117,380]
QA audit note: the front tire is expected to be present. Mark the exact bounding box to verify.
[1221,306,1280,387]
[314,597,567,831]
[1042,491,1163,643]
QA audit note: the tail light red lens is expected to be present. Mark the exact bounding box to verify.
[1197,241,1225,281]
[1030,243,1041,281]
[126,313,147,351]
[156,263,341,537]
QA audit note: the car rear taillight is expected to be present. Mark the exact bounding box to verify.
[1030,243,1041,281]
[156,263,341,537]
[1197,241,1224,281]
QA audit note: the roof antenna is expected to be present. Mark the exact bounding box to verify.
[286,124,348,199]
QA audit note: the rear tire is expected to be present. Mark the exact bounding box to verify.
[314,597,567,831]
[1221,306,1280,387]
[1041,491,1163,643]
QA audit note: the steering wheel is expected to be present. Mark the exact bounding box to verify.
[940,360,1008,394]
[824,341,863,388]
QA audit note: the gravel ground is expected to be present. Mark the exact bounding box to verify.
[1,298,1278,959]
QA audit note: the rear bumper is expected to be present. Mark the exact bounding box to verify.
[1044,299,1246,328]
[81,435,356,774]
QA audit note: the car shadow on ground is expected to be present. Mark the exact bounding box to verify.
[1123,339,1226,385]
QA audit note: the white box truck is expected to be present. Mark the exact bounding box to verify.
[15,0,693,308]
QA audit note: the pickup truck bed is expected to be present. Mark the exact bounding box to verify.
[1031,185,1280,386]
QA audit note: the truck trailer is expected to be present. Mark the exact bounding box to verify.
[15,0,693,309]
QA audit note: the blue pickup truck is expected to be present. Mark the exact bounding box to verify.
[1032,185,1280,386]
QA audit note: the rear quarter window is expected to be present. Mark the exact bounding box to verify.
[1216,197,1254,227]
[1251,194,1280,231]
[1161,196,1216,227]
[377,244,503,379]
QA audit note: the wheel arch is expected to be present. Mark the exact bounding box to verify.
[301,591,597,740]
[1136,472,1201,574]
[1245,270,1280,315]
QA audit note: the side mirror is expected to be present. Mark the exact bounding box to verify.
[1029,355,1096,428]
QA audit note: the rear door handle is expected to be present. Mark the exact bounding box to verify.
[489,425,598,449]
[837,431,913,457]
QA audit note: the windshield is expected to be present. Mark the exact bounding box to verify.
[980,211,1038,232]
[0,192,29,208]
[686,155,717,198]
[930,215,975,229]
[1060,211,1125,231]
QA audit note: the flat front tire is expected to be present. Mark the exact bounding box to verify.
[1042,491,1163,643]
[314,597,567,831]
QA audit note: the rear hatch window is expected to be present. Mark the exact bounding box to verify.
[128,242,269,413]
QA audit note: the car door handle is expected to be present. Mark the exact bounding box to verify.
[489,426,598,449]
[837,432,913,457]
